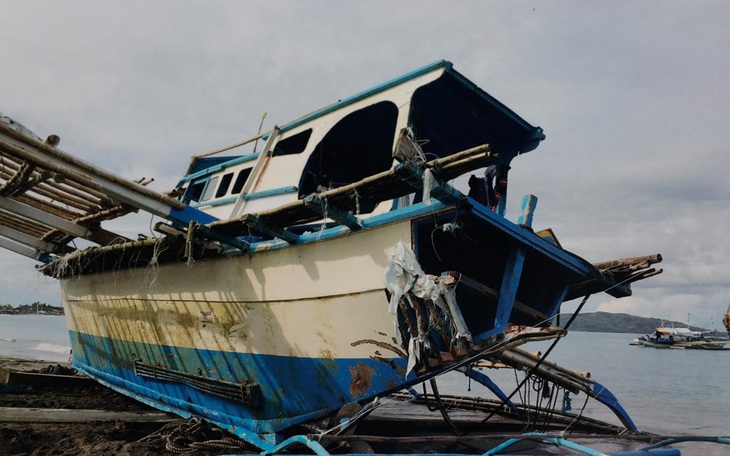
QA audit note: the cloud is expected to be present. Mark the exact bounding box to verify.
[1,1,730,329]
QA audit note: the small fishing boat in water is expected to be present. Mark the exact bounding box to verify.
[6,61,727,454]
[636,326,728,350]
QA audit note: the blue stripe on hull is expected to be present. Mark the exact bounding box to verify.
[68,330,407,434]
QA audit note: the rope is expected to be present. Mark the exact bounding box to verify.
[137,417,253,454]
[470,293,592,431]
[421,378,462,436]
[560,392,592,436]
[184,221,196,266]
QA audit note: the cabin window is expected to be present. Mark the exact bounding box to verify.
[273,129,312,157]
[216,172,234,198]
[298,101,398,213]
[184,179,207,203]
[231,168,253,194]
[201,176,219,202]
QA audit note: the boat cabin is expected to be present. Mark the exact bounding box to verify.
[174,60,545,223]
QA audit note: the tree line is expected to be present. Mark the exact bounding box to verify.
[0,302,64,315]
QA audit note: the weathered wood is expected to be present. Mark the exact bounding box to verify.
[593,254,663,272]
[5,371,94,388]
[0,406,174,423]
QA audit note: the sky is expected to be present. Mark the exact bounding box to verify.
[1,1,728,330]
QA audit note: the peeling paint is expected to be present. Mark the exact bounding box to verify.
[348,362,374,398]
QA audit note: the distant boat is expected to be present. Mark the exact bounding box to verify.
[635,326,728,350]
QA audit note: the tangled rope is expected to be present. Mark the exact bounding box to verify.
[137,417,254,454]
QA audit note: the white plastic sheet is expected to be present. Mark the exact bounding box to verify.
[383,241,473,376]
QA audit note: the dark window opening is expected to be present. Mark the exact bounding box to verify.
[298,101,398,213]
[408,76,529,159]
[272,129,312,156]
[231,168,253,194]
[183,180,206,203]
[201,176,219,202]
[216,172,234,198]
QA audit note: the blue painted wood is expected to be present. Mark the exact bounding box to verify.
[177,153,260,185]
[546,285,570,321]
[70,331,408,436]
[494,246,526,330]
[591,381,639,432]
[243,185,299,200]
[517,194,538,228]
[463,368,515,409]
[466,199,596,278]
[303,194,362,231]
[190,196,238,208]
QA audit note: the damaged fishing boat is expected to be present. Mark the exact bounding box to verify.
[0,61,680,454]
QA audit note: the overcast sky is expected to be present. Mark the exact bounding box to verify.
[1,1,728,329]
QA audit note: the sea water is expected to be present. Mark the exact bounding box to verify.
[0,314,71,363]
[1,316,727,443]
[438,332,730,437]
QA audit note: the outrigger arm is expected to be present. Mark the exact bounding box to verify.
[0,120,241,263]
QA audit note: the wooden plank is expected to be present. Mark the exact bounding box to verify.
[5,371,95,388]
[0,407,174,423]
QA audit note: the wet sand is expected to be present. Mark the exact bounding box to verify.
[0,356,251,455]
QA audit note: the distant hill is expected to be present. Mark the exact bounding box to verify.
[556,311,721,335]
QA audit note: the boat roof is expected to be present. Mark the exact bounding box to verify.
[276,59,541,138]
[182,60,545,180]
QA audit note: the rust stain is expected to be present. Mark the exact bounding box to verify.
[351,338,407,359]
[371,355,406,376]
[349,362,374,398]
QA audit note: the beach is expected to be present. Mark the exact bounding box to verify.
[0,356,255,455]
[0,356,168,455]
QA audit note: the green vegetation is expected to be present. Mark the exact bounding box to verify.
[557,311,710,334]
[0,302,64,315]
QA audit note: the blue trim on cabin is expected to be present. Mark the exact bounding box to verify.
[177,153,260,185]
[272,60,452,137]
[186,156,238,175]
[243,186,298,200]
[190,196,239,209]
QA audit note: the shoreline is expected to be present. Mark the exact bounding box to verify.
[0,312,64,317]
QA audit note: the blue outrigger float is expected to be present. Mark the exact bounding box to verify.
[1,61,727,454]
